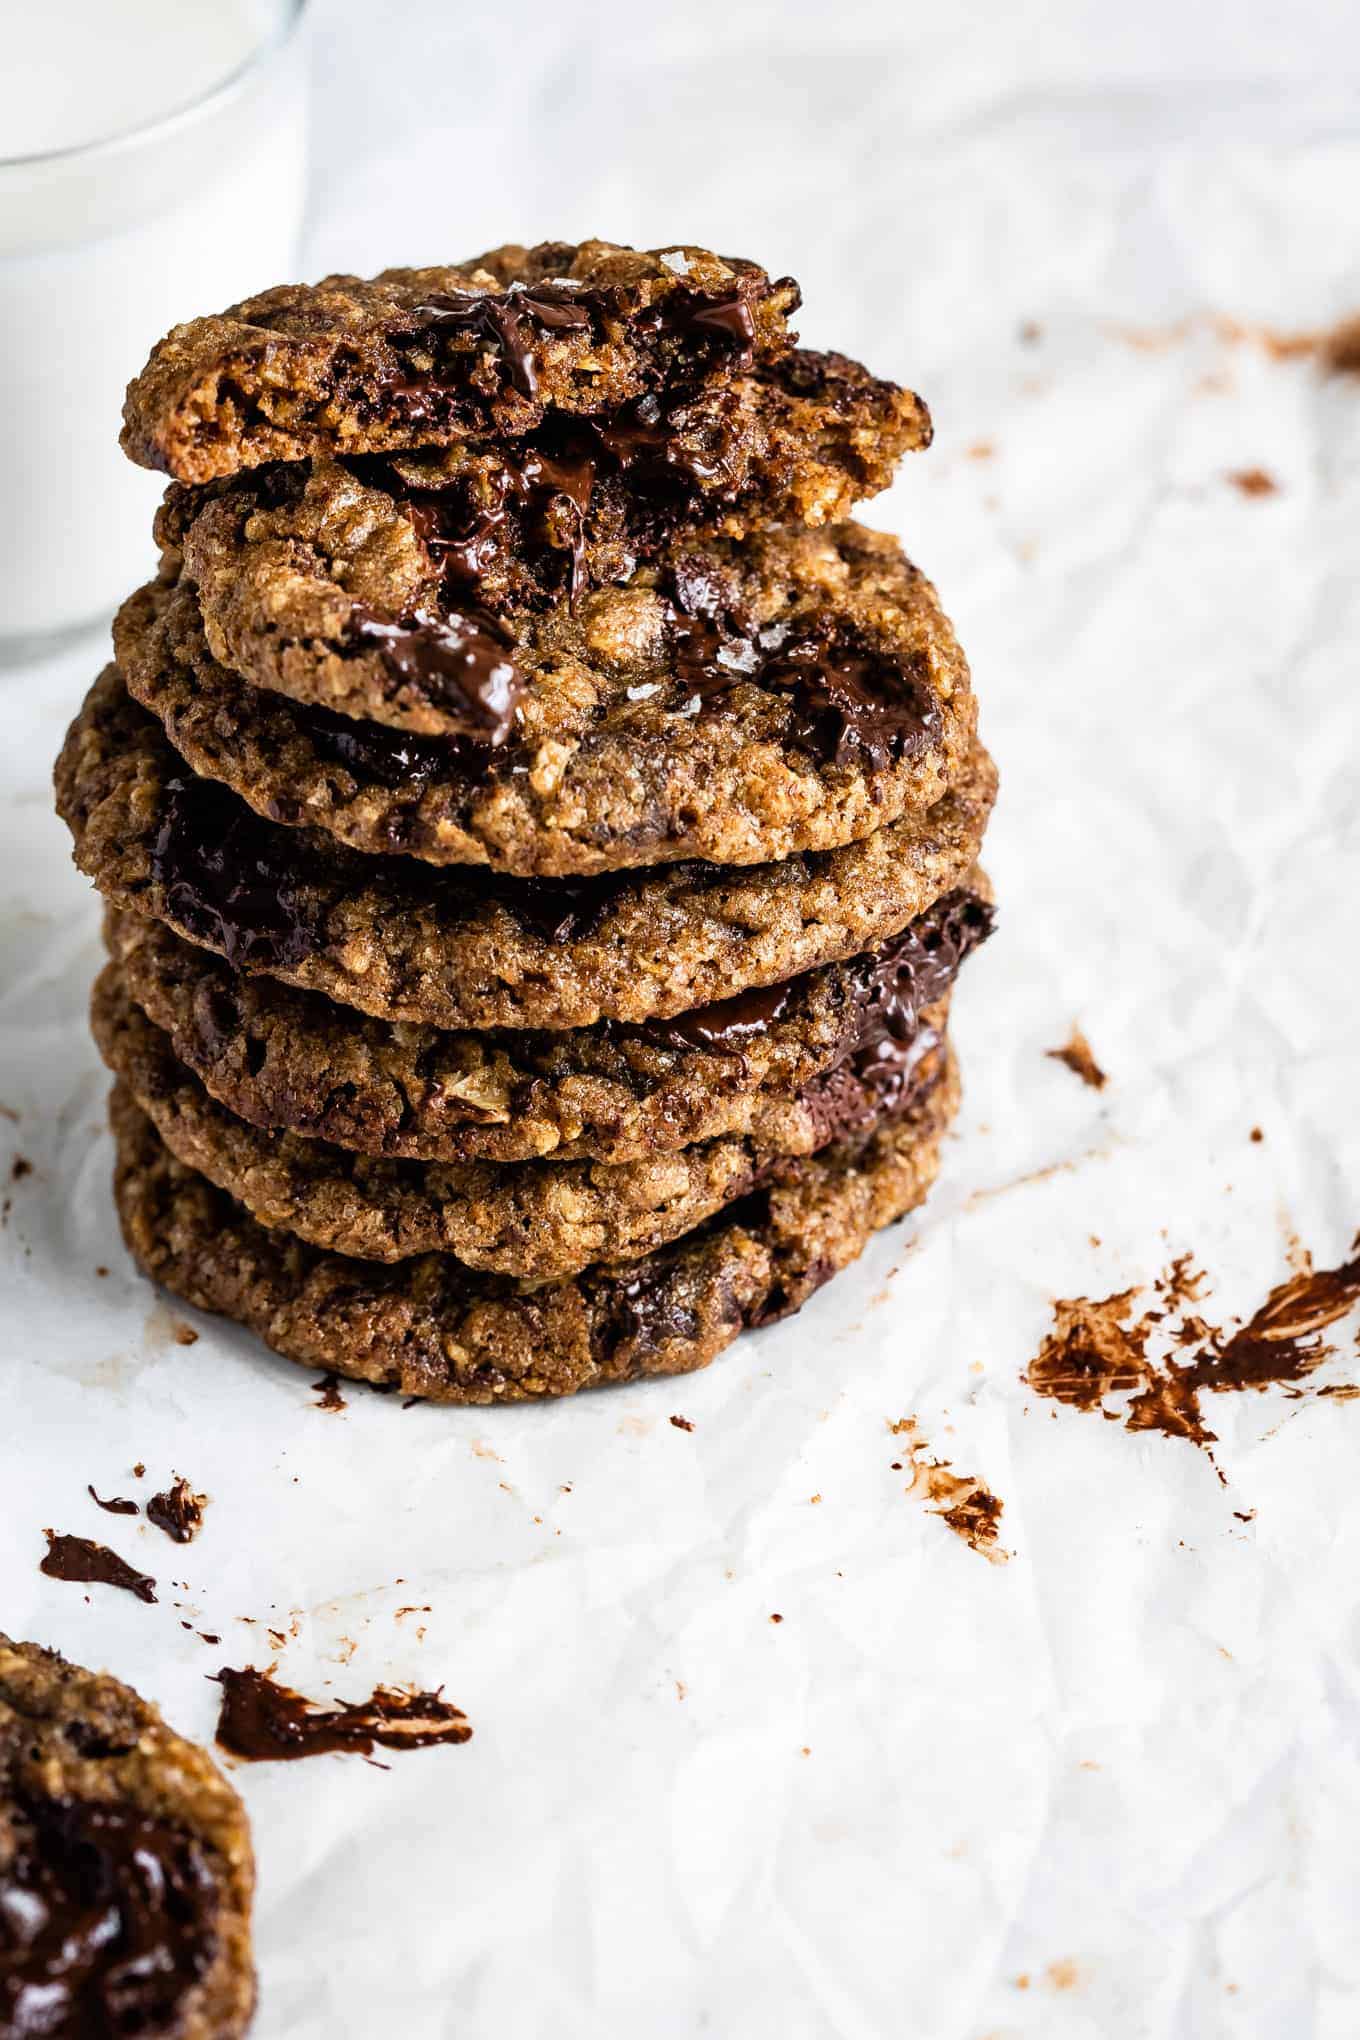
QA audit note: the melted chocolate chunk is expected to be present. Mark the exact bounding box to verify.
[622,889,992,1067]
[297,699,466,793]
[403,277,772,404]
[411,281,593,399]
[636,287,762,372]
[346,605,524,741]
[504,870,628,945]
[591,1263,703,1365]
[637,977,797,1057]
[150,776,320,975]
[213,1667,470,1763]
[594,394,730,487]
[40,1532,156,1605]
[801,1026,944,1148]
[400,442,601,603]
[146,1479,206,1545]
[839,891,994,1063]
[0,1796,218,2037]
[661,570,944,771]
[86,1486,138,1517]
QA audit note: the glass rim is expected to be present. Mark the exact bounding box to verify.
[0,0,308,173]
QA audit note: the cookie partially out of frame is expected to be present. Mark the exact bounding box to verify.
[95,964,952,1279]
[122,240,802,483]
[0,1633,255,2039]
[113,1055,958,1404]
[102,883,991,1165]
[116,522,974,877]
[56,669,997,1032]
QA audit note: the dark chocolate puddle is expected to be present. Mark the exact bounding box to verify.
[40,1531,156,1605]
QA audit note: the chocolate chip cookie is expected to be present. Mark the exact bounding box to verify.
[122,241,802,483]
[111,1054,959,1404]
[158,350,930,653]
[116,522,974,877]
[57,668,997,1030]
[0,1634,255,2038]
[95,960,954,1278]
[103,887,991,1164]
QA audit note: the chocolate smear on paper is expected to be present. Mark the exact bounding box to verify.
[40,1531,156,1604]
[1026,1241,1360,1461]
[213,1666,471,1762]
[1046,1027,1107,1090]
[890,1419,1009,1563]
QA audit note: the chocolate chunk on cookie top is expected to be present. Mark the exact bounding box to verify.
[0,1634,255,2039]
[122,240,802,483]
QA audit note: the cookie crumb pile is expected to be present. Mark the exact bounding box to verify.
[56,238,996,1401]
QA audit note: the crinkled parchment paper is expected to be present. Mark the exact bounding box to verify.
[4,6,1360,2033]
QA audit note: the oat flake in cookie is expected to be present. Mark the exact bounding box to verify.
[0,1633,255,2038]
[56,671,997,1031]
[121,240,803,483]
[116,521,974,877]
[111,1056,959,1405]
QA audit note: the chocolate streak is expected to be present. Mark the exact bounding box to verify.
[40,1532,156,1605]
[213,1667,471,1763]
[0,1797,217,2037]
[86,1486,137,1517]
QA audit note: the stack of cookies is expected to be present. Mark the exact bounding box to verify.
[55,239,997,1405]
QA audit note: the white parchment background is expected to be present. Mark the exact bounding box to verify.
[5,2,1360,2034]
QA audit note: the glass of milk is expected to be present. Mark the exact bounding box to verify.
[0,0,309,654]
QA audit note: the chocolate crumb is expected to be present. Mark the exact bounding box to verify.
[669,1414,695,1432]
[40,1529,156,1604]
[133,1462,146,1478]
[95,1264,109,1277]
[1046,1027,1107,1090]
[10,1155,31,1181]
[147,1477,207,1544]
[312,1373,347,1412]
[769,1613,784,1624]
[894,1419,1009,1563]
[172,1320,199,1346]
[213,1666,471,1763]
[87,1484,138,1517]
[1228,467,1279,497]
[1250,1127,1264,1143]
